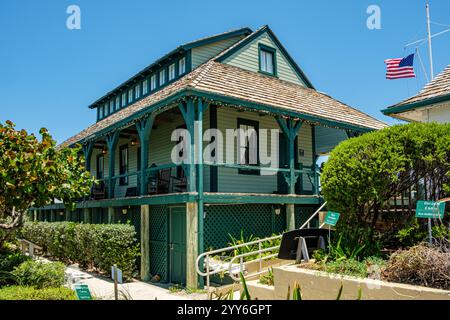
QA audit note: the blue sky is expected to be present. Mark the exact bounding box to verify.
[0,0,449,143]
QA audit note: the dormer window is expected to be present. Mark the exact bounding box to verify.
[104,103,109,116]
[150,74,157,91]
[109,99,114,114]
[121,92,126,107]
[134,84,140,99]
[142,79,149,95]
[159,69,166,86]
[168,63,176,81]
[128,88,133,103]
[99,105,104,119]
[179,57,186,75]
[258,44,276,76]
[115,96,120,111]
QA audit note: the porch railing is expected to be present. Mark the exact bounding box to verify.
[196,201,327,297]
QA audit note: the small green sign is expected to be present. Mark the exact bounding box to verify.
[415,200,445,219]
[74,284,92,300]
[324,211,340,226]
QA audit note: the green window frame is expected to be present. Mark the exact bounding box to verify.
[258,43,277,76]
[142,78,149,96]
[150,74,157,91]
[96,154,104,179]
[115,96,120,111]
[237,118,260,175]
[179,56,186,75]
[121,92,127,107]
[128,88,133,104]
[168,63,176,82]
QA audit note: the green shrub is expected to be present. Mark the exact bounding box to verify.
[20,221,139,279]
[0,244,30,286]
[12,260,65,289]
[0,285,76,300]
[322,122,450,241]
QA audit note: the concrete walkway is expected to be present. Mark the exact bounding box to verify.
[65,265,208,300]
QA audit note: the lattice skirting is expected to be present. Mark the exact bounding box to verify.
[294,205,319,229]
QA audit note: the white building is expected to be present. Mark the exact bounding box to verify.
[382,64,450,123]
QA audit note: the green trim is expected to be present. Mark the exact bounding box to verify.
[258,43,277,77]
[203,193,321,205]
[381,93,450,116]
[216,25,315,89]
[192,89,373,133]
[237,117,260,175]
[182,27,252,50]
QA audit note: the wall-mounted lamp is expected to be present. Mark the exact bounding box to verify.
[130,138,139,146]
[273,204,282,215]
[122,208,128,215]
[102,147,107,155]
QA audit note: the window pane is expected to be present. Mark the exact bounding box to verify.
[159,70,165,86]
[115,96,120,110]
[169,64,175,81]
[150,74,157,90]
[99,106,103,119]
[179,57,186,75]
[122,93,126,106]
[128,89,133,103]
[135,84,140,99]
[109,100,114,114]
[143,79,148,95]
[266,51,273,74]
[260,51,267,72]
[104,103,109,116]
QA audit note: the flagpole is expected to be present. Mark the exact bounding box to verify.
[426,0,434,80]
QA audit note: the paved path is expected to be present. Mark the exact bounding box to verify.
[65,265,208,300]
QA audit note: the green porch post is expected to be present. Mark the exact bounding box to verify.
[140,204,151,281]
[83,208,91,223]
[276,117,303,230]
[108,207,115,224]
[135,115,155,196]
[196,99,208,288]
[106,131,120,199]
[178,99,196,192]
[82,142,94,172]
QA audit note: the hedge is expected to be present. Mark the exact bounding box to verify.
[20,222,140,279]
[12,260,66,289]
[0,285,76,300]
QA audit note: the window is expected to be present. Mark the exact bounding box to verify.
[99,106,104,119]
[179,57,186,75]
[237,118,259,175]
[168,63,176,81]
[128,88,133,103]
[115,96,120,110]
[96,154,104,179]
[104,103,109,116]
[159,69,166,86]
[109,99,114,114]
[122,92,127,106]
[134,84,140,100]
[142,79,149,95]
[259,44,276,76]
[119,145,128,185]
[150,74,157,91]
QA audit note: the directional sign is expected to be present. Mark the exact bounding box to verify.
[74,284,92,300]
[324,211,340,226]
[415,200,445,219]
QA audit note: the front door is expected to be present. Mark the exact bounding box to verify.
[169,207,186,284]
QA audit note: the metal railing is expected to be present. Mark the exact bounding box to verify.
[196,201,327,296]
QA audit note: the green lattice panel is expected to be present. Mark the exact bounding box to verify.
[295,205,319,229]
[204,204,285,250]
[149,205,169,282]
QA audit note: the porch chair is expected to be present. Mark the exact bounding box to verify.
[171,167,187,193]
[91,181,107,200]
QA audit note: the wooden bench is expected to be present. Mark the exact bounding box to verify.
[17,238,43,258]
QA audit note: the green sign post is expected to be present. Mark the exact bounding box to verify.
[324,211,340,226]
[74,284,92,300]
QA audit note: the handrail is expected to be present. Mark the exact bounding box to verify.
[299,201,327,229]
[196,202,327,297]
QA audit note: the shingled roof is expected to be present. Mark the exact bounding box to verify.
[383,64,450,115]
[62,60,387,147]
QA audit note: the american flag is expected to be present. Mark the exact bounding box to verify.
[385,54,415,79]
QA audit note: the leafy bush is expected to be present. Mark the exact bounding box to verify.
[0,244,30,286]
[382,243,450,290]
[20,221,139,279]
[0,285,76,300]
[322,122,450,239]
[11,260,65,289]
